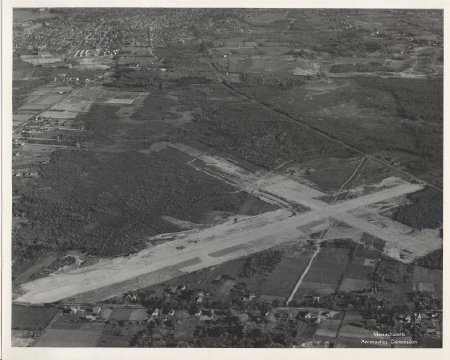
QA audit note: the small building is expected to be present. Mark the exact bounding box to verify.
[70,306,83,315]
[241,293,256,302]
[92,306,102,315]
[243,41,257,48]
[76,311,86,319]
[199,310,214,321]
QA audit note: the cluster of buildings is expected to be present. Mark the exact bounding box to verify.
[14,11,120,61]
[62,305,102,321]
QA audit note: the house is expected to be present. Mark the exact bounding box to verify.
[92,306,102,315]
[415,313,422,323]
[199,310,214,321]
[70,306,84,315]
[242,293,256,302]
[61,306,71,314]
[243,41,257,48]
[237,313,249,322]
[77,311,87,319]
[125,293,137,302]
[315,317,325,324]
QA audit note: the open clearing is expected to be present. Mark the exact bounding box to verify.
[12,305,57,330]
[34,323,105,347]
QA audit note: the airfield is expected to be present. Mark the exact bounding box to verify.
[11,8,443,348]
[14,142,440,304]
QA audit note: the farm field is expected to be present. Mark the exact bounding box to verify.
[338,313,378,340]
[339,245,380,292]
[34,323,105,347]
[294,246,353,300]
[253,249,315,299]
[12,305,58,330]
[135,242,315,305]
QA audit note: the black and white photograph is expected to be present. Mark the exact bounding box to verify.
[2,1,447,356]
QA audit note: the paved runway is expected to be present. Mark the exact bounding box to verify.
[15,175,431,304]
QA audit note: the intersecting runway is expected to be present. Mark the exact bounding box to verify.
[14,144,441,305]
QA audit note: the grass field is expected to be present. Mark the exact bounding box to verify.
[337,312,376,340]
[302,247,352,284]
[34,323,105,347]
[294,246,353,300]
[339,278,371,292]
[374,258,414,305]
[105,308,148,322]
[339,245,380,292]
[315,318,342,338]
[99,321,146,347]
[412,266,442,295]
[12,305,58,330]
[254,250,314,298]
[109,308,134,321]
